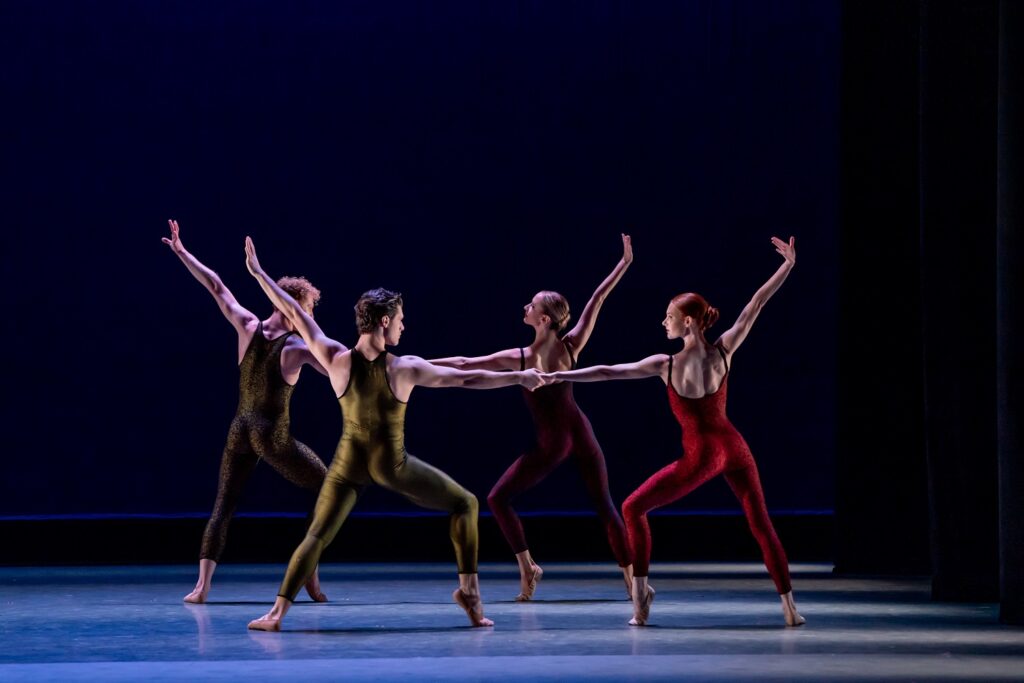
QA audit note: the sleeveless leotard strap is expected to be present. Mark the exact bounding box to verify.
[520,348,526,371]
[562,339,577,369]
[714,343,730,375]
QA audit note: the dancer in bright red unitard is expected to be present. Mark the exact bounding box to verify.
[545,236,805,627]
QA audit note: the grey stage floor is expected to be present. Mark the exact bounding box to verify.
[2,562,1023,681]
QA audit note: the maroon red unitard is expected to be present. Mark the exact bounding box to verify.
[622,346,792,593]
[487,345,632,567]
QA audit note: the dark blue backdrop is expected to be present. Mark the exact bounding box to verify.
[3,1,838,518]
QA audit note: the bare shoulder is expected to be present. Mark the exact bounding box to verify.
[281,334,314,358]
[236,318,261,345]
[389,353,425,371]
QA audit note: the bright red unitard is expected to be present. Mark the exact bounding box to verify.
[622,346,792,593]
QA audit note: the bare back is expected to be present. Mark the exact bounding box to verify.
[667,343,730,399]
[523,340,575,373]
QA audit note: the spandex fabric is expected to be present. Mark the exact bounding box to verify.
[487,344,631,567]
[200,322,327,562]
[622,346,792,593]
[277,349,479,600]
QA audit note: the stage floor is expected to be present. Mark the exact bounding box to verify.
[2,562,1022,681]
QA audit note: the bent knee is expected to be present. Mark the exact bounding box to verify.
[486,486,508,511]
[454,492,479,517]
[622,494,648,521]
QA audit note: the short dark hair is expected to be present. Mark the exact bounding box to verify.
[354,288,403,333]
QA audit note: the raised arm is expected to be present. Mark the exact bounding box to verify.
[162,219,257,333]
[562,234,633,355]
[244,236,348,370]
[716,236,796,354]
[547,354,668,384]
[399,356,546,391]
[429,348,522,371]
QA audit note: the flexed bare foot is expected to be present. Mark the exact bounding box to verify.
[514,564,544,602]
[781,591,805,627]
[453,588,494,628]
[304,567,328,603]
[629,578,655,626]
[247,614,282,632]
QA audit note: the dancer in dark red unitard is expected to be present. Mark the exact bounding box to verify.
[432,235,635,600]
[545,236,805,627]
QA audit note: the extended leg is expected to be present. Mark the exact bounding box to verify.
[188,436,259,603]
[248,474,362,631]
[724,464,804,626]
[572,422,633,595]
[260,437,331,601]
[487,446,569,600]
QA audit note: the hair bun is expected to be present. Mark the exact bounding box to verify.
[703,307,720,330]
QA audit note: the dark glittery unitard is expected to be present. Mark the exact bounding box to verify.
[277,349,479,600]
[622,346,792,593]
[199,322,328,562]
[487,343,631,567]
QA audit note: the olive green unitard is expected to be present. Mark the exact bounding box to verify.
[200,322,328,561]
[277,349,479,600]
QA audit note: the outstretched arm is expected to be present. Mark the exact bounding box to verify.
[562,234,633,355]
[162,219,257,333]
[244,236,348,369]
[716,236,796,354]
[547,354,668,383]
[429,348,522,371]
[400,356,547,390]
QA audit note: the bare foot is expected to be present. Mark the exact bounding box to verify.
[629,585,655,626]
[305,571,328,603]
[514,564,543,602]
[453,588,494,627]
[183,585,209,604]
[247,614,282,632]
[781,591,805,627]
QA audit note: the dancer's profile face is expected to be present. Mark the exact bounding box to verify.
[663,306,686,339]
[523,294,547,328]
[383,306,405,345]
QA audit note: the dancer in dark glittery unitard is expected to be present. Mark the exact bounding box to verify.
[545,236,805,628]
[162,220,333,604]
[431,235,635,601]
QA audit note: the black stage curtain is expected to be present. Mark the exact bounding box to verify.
[839,0,1023,611]
[836,0,930,575]
[997,0,1024,625]
[918,0,1000,602]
